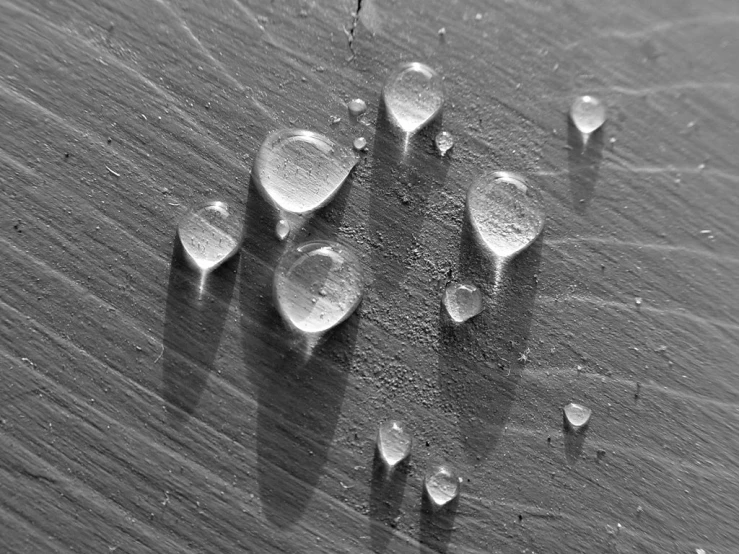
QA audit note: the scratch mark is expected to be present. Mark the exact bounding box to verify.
[346,0,363,60]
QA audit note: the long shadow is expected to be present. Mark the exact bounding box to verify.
[239,176,359,527]
[161,238,238,425]
[438,217,542,462]
[567,117,604,214]
[563,413,588,464]
[369,450,409,553]
[368,101,448,303]
[419,491,459,553]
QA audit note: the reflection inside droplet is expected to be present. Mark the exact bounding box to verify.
[382,62,445,135]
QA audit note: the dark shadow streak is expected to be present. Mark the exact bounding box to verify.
[563,417,587,464]
[439,218,542,462]
[368,449,409,553]
[419,489,459,553]
[567,117,604,214]
[161,238,238,425]
[239,176,358,527]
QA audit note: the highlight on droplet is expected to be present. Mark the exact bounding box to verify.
[376,420,412,471]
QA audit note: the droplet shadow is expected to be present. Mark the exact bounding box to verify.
[567,116,604,214]
[419,488,459,553]
[563,417,588,464]
[161,238,238,425]
[368,448,409,553]
[239,177,359,527]
[368,101,448,302]
[438,217,542,461]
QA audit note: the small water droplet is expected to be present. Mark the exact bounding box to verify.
[382,62,444,134]
[353,137,367,151]
[274,241,363,334]
[570,95,606,136]
[435,131,454,156]
[253,129,358,218]
[377,420,412,470]
[563,402,592,431]
[178,201,242,272]
[424,464,460,509]
[443,283,483,323]
[466,171,545,263]
[275,219,290,241]
[634,296,642,307]
[347,98,367,118]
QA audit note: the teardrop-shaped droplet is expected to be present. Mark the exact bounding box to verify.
[466,171,545,261]
[275,218,290,241]
[435,131,454,156]
[377,420,412,470]
[570,95,606,135]
[382,62,444,134]
[563,402,592,431]
[253,129,358,216]
[178,201,242,272]
[424,464,461,509]
[274,241,363,334]
[443,283,483,323]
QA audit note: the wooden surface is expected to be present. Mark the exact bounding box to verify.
[2,0,738,552]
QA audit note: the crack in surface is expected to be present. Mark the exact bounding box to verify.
[346,0,363,59]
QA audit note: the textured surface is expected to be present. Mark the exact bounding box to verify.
[2,0,738,552]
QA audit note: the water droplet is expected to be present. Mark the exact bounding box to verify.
[178,201,242,272]
[353,137,367,151]
[274,241,363,334]
[435,131,454,156]
[563,402,592,431]
[570,95,606,135]
[466,171,545,263]
[253,129,358,219]
[424,464,460,509]
[275,219,290,241]
[347,98,367,118]
[634,296,642,307]
[377,420,412,470]
[443,283,483,323]
[382,62,444,134]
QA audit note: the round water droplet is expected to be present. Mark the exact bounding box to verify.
[377,420,412,470]
[382,62,444,134]
[253,129,359,216]
[424,464,460,509]
[274,241,363,334]
[275,219,290,241]
[466,171,545,261]
[435,131,454,156]
[570,95,606,135]
[353,137,367,151]
[563,402,592,431]
[443,283,483,323]
[178,201,242,272]
[347,98,367,117]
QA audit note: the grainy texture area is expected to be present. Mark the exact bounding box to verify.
[1,0,738,552]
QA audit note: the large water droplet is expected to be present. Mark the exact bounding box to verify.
[377,420,412,470]
[466,171,545,262]
[382,62,444,134]
[274,241,363,334]
[424,464,461,509]
[563,402,592,431]
[178,201,242,273]
[435,131,454,156]
[443,283,483,323]
[570,95,606,136]
[253,129,359,227]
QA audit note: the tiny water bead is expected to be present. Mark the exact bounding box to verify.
[377,420,412,470]
[178,201,242,273]
[253,129,359,239]
[275,219,290,241]
[466,171,545,262]
[563,402,592,432]
[424,464,461,509]
[382,62,444,134]
[443,283,483,323]
[570,95,606,135]
[353,137,367,151]
[434,131,454,156]
[347,98,367,118]
[273,241,364,335]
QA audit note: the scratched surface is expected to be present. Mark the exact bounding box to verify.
[1,0,738,552]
